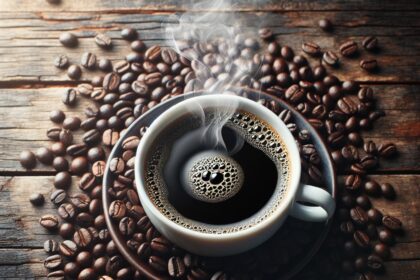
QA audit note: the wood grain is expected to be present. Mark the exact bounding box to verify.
[0,12,419,83]
[1,175,418,278]
[0,85,418,173]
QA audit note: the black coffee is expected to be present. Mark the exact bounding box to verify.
[144,109,291,234]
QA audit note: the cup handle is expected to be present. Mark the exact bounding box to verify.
[290,184,335,222]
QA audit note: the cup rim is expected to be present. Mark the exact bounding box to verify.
[135,94,303,240]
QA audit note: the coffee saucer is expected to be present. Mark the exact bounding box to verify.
[103,88,337,280]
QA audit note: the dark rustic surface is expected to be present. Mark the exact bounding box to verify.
[0,0,419,279]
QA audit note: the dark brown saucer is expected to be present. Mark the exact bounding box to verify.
[103,88,337,280]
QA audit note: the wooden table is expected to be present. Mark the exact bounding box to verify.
[0,0,419,279]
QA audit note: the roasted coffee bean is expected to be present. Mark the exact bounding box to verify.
[356,195,371,210]
[103,72,120,92]
[382,215,402,231]
[78,268,96,280]
[379,228,394,244]
[75,251,93,268]
[114,60,130,74]
[340,221,355,235]
[87,147,105,163]
[119,216,136,237]
[106,255,123,275]
[59,240,78,257]
[378,143,397,158]
[73,228,93,248]
[109,200,126,221]
[77,84,94,98]
[285,84,305,104]
[59,32,78,47]
[54,55,69,69]
[29,192,45,206]
[362,36,378,51]
[350,206,369,226]
[81,52,97,69]
[91,88,106,102]
[67,65,82,80]
[44,254,63,270]
[59,222,75,238]
[121,28,137,40]
[145,45,162,61]
[54,171,71,189]
[83,129,101,145]
[70,156,88,175]
[69,193,91,210]
[59,129,73,146]
[103,129,119,146]
[364,140,377,154]
[58,203,76,220]
[53,156,69,172]
[64,262,80,278]
[322,51,339,66]
[345,174,362,191]
[40,214,59,230]
[318,18,333,31]
[364,180,381,197]
[302,42,321,56]
[79,172,96,192]
[51,189,67,205]
[131,39,146,52]
[149,255,167,272]
[360,59,378,72]
[63,116,81,131]
[353,230,370,248]
[380,183,396,200]
[340,41,358,57]
[374,243,390,259]
[360,155,378,169]
[109,157,125,174]
[328,131,345,147]
[20,150,37,169]
[44,239,59,254]
[51,142,66,156]
[151,237,171,256]
[88,199,102,216]
[95,33,112,48]
[350,163,366,175]
[122,136,140,150]
[67,144,88,157]
[98,58,112,72]
[61,89,77,106]
[49,110,66,124]
[168,256,186,278]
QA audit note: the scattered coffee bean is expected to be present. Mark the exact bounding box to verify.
[81,52,97,69]
[52,156,69,172]
[44,254,63,270]
[58,203,76,221]
[54,171,72,189]
[121,28,138,41]
[59,240,78,258]
[73,228,93,248]
[362,36,378,51]
[62,88,77,106]
[323,51,339,67]
[258,28,274,40]
[380,183,396,200]
[360,59,378,72]
[318,18,333,31]
[59,222,75,238]
[95,33,112,49]
[340,41,358,57]
[54,55,69,69]
[36,147,54,164]
[44,239,59,254]
[364,180,381,197]
[350,206,369,226]
[378,143,397,158]
[51,189,67,205]
[29,193,45,206]
[67,65,82,80]
[59,32,78,47]
[382,215,402,231]
[98,58,112,72]
[49,110,65,123]
[40,214,59,230]
[302,42,321,56]
[20,150,37,169]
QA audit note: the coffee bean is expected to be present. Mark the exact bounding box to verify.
[374,243,390,259]
[67,65,82,80]
[64,262,80,278]
[59,240,78,257]
[131,40,145,52]
[382,215,402,231]
[378,228,394,245]
[377,143,397,158]
[360,155,378,169]
[360,59,378,72]
[285,84,305,104]
[78,172,96,192]
[362,36,378,51]
[119,216,136,237]
[103,129,120,146]
[20,150,37,169]
[318,18,333,31]
[54,171,71,189]
[121,28,138,40]
[258,28,274,40]
[36,147,54,164]
[114,60,130,74]
[145,45,162,61]
[144,72,162,86]
[73,228,93,248]
[67,144,88,157]
[78,268,96,280]
[95,33,112,48]
[69,193,91,211]
[364,180,381,197]
[59,222,75,238]
[167,256,186,278]
[350,206,369,226]
[356,195,371,210]
[322,51,339,67]
[109,157,125,174]
[51,189,67,205]
[44,254,63,270]
[44,239,59,254]
[40,214,59,230]
[63,116,81,131]
[87,147,105,163]
[29,192,45,206]
[353,230,370,248]
[345,174,362,192]
[340,41,358,57]
[81,52,97,69]
[364,140,377,154]
[302,42,321,56]
[350,163,366,175]
[380,183,396,200]
[62,89,77,106]
[109,200,126,220]
[106,255,123,275]
[52,156,69,172]
[59,32,78,47]
[82,129,101,146]
[103,72,120,92]
[75,251,93,268]
[70,156,88,175]
[54,55,69,69]
[149,255,167,272]
[58,203,76,220]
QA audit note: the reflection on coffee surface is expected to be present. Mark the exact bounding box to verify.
[144,109,291,233]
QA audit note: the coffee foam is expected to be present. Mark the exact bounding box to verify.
[144,109,291,234]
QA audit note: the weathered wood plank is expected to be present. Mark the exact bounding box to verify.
[0,85,418,172]
[1,0,420,12]
[0,12,419,83]
[0,175,419,279]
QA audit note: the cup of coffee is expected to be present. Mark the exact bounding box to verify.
[135,94,335,257]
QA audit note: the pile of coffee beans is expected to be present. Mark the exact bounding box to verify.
[19,20,403,279]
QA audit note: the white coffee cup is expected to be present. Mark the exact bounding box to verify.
[135,94,335,256]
